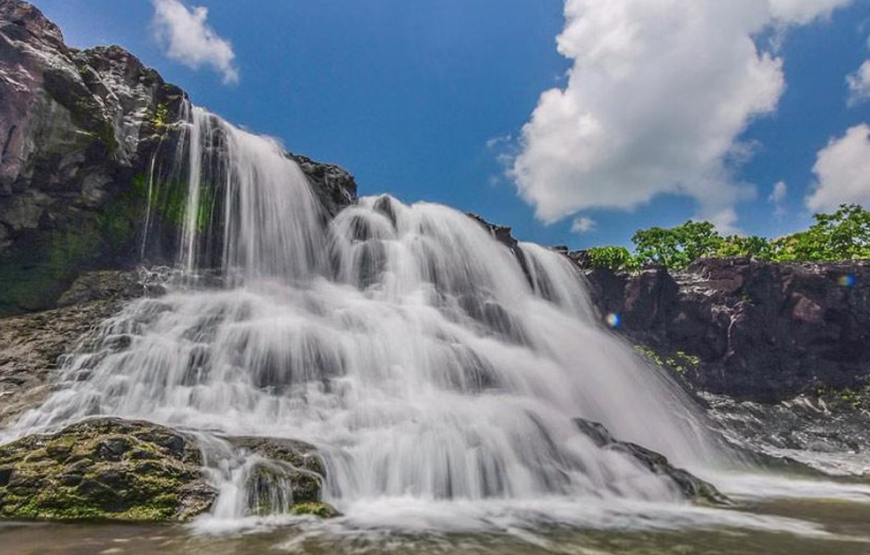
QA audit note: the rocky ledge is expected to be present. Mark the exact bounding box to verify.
[574,418,729,506]
[0,417,337,522]
[0,1,356,317]
[0,270,164,428]
[0,415,720,524]
[0,418,214,521]
[582,257,870,403]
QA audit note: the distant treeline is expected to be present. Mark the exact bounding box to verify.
[584,203,870,271]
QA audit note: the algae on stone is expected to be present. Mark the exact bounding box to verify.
[0,418,216,522]
[232,436,333,517]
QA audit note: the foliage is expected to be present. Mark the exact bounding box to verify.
[151,103,170,130]
[586,246,638,271]
[631,220,722,269]
[770,204,870,262]
[584,204,870,271]
[634,346,700,376]
[134,172,214,232]
[715,235,773,260]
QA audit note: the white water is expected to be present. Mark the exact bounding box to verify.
[8,106,733,525]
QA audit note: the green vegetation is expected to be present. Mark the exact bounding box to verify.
[770,204,870,262]
[0,223,103,314]
[0,419,214,522]
[634,346,700,376]
[585,203,870,271]
[134,172,215,232]
[586,246,639,271]
[290,501,340,518]
[151,103,171,130]
[814,383,870,412]
[632,220,722,270]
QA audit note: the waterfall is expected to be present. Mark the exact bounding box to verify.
[9,104,728,521]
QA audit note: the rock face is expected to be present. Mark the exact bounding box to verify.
[573,418,729,506]
[582,257,870,402]
[467,213,533,279]
[290,154,357,218]
[0,1,356,317]
[231,436,332,516]
[0,417,340,522]
[0,1,184,315]
[0,418,215,521]
[0,270,163,428]
[703,390,870,477]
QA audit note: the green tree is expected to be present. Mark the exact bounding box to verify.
[772,204,870,261]
[632,220,723,269]
[586,246,638,271]
[715,235,773,260]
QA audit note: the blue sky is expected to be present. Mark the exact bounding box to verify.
[35,0,870,249]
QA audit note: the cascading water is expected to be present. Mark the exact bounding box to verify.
[7,104,731,525]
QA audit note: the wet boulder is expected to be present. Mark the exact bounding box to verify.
[581,258,870,402]
[574,418,730,506]
[0,418,216,521]
[0,270,164,427]
[231,436,338,518]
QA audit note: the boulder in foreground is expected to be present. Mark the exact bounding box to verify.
[0,418,215,521]
[574,417,730,506]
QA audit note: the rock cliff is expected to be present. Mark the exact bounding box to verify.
[581,257,870,402]
[0,1,356,317]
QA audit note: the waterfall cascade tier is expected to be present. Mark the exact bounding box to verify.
[9,105,728,519]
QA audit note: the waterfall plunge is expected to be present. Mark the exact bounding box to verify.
[11,106,728,520]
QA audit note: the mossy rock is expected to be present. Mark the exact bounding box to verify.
[231,436,330,517]
[0,418,216,521]
[290,501,340,518]
[245,460,324,516]
[231,436,324,476]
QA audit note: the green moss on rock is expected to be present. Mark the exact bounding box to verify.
[0,223,104,314]
[290,501,340,519]
[0,418,216,522]
[232,436,329,517]
[0,185,148,316]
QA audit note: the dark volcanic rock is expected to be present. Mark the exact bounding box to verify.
[0,1,357,317]
[703,390,870,477]
[0,417,338,522]
[230,436,331,514]
[582,257,870,402]
[0,1,187,315]
[0,417,216,521]
[467,213,532,280]
[289,154,357,218]
[574,418,729,506]
[0,270,161,427]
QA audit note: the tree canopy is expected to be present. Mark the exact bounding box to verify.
[584,203,870,271]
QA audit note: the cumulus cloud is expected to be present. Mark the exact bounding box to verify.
[769,181,787,203]
[151,0,239,84]
[769,180,787,215]
[806,123,870,212]
[570,216,596,234]
[847,56,870,106]
[511,0,854,231]
[767,0,850,24]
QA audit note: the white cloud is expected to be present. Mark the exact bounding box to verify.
[151,0,239,84]
[486,134,513,150]
[511,0,854,231]
[847,53,870,106]
[769,180,787,215]
[571,216,596,233]
[769,181,787,204]
[768,0,849,24]
[806,123,870,212]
